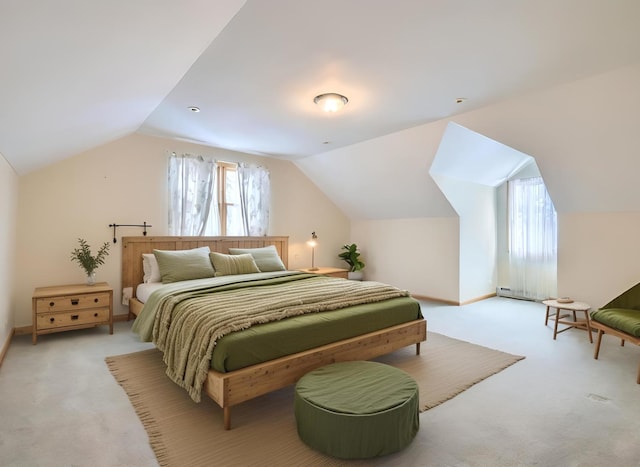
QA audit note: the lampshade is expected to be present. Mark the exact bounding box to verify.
[314,93,348,112]
[307,231,318,248]
[307,232,318,270]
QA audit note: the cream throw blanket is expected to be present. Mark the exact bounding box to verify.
[148,274,409,402]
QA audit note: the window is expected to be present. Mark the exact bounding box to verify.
[508,177,557,300]
[217,162,242,235]
[168,153,270,236]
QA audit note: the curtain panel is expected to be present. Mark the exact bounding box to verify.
[237,163,270,236]
[168,153,219,236]
[508,177,558,300]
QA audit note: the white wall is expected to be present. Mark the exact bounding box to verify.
[559,212,640,309]
[0,153,18,349]
[299,63,640,308]
[433,175,497,303]
[14,133,349,326]
[351,217,459,302]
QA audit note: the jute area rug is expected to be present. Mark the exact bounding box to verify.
[106,332,524,466]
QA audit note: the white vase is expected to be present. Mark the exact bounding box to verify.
[348,271,363,281]
[86,272,96,285]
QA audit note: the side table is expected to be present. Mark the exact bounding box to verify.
[298,267,348,279]
[543,299,592,342]
[32,282,113,344]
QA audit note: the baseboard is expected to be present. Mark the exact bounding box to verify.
[411,292,497,306]
[113,313,130,322]
[461,293,497,305]
[13,325,31,335]
[0,328,15,368]
[411,294,460,305]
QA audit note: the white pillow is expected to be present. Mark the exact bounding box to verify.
[142,253,161,283]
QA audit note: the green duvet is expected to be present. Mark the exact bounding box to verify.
[132,272,423,402]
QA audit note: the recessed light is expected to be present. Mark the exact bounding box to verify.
[188,106,200,112]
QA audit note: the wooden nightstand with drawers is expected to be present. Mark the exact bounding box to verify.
[32,282,113,344]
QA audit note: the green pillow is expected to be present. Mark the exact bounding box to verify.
[228,245,286,272]
[591,308,640,337]
[153,247,215,283]
[210,252,260,277]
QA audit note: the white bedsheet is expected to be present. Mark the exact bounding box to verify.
[136,282,165,303]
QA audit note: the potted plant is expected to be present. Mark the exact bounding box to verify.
[338,243,365,280]
[70,238,110,285]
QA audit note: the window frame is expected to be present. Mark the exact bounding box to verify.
[216,161,238,236]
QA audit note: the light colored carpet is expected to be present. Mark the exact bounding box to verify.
[105,332,524,466]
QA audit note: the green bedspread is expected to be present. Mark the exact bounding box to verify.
[132,272,412,402]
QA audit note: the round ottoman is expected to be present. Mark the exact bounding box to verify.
[294,361,419,459]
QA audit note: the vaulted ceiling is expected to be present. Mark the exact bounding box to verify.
[2,1,640,176]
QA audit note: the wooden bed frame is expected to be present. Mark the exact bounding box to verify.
[122,236,427,429]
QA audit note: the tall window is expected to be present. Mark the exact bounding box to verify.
[217,162,241,235]
[508,177,557,300]
[168,153,270,236]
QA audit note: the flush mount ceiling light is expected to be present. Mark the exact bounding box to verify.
[188,106,200,112]
[314,93,348,112]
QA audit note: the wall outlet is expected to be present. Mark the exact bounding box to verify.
[122,287,133,306]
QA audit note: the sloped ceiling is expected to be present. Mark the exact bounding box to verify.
[0,0,246,174]
[430,123,533,188]
[2,0,640,176]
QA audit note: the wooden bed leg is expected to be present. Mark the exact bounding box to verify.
[416,342,421,355]
[594,329,604,359]
[224,407,231,430]
[637,360,640,385]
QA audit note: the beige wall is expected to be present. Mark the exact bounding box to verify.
[351,217,460,301]
[14,133,349,326]
[559,212,640,309]
[301,64,640,307]
[433,176,497,303]
[0,153,18,348]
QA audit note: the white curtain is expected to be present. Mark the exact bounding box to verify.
[508,177,557,300]
[236,163,270,236]
[168,153,219,236]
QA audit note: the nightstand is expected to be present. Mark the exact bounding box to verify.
[298,267,349,279]
[32,282,113,344]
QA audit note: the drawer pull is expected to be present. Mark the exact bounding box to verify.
[94,298,99,303]
[49,317,55,323]
[94,313,98,317]
[71,299,79,305]
[49,301,55,307]
[71,315,79,320]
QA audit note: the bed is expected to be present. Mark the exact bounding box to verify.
[122,236,427,429]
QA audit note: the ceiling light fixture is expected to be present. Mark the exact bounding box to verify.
[188,106,200,112]
[314,93,348,112]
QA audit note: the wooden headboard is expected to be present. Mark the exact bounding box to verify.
[121,236,289,298]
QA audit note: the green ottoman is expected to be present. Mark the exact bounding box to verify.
[294,361,419,459]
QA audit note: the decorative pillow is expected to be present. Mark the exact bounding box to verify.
[142,253,161,283]
[153,246,214,283]
[228,245,286,272]
[210,252,260,277]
